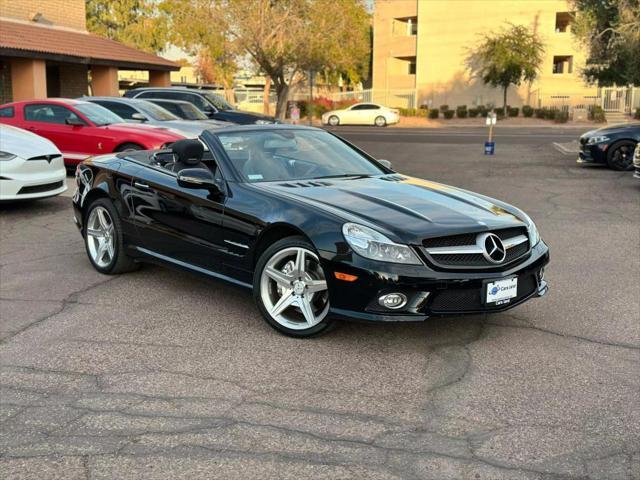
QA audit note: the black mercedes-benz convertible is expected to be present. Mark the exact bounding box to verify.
[72,125,549,337]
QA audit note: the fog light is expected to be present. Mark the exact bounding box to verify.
[378,293,407,310]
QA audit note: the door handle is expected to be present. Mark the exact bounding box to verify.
[134,181,151,190]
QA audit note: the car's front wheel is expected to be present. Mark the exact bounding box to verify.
[84,198,138,274]
[253,237,333,337]
[328,115,340,126]
[607,140,636,171]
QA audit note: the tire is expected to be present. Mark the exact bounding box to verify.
[115,143,143,153]
[606,140,636,171]
[374,115,387,127]
[253,236,334,338]
[328,115,340,126]
[84,198,139,274]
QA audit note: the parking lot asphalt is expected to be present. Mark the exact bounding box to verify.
[1,126,639,479]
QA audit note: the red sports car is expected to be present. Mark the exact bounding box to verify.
[0,99,184,166]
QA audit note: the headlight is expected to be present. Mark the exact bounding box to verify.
[587,135,609,144]
[342,223,422,265]
[254,119,272,125]
[0,151,17,161]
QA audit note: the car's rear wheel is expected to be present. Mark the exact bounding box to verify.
[115,143,143,153]
[84,198,138,274]
[253,237,333,337]
[328,115,340,126]
[374,115,387,127]
[606,140,636,171]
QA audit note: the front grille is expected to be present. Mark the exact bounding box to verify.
[17,181,64,195]
[421,227,530,270]
[429,274,537,313]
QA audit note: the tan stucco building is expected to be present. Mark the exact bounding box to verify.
[372,0,598,108]
[0,0,178,103]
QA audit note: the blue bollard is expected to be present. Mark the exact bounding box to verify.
[484,141,495,155]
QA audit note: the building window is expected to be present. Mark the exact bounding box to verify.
[393,16,417,36]
[553,55,573,74]
[408,60,416,75]
[555,12,573,32]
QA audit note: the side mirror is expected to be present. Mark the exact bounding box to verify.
[131,112,147,122]
[66,116,85,126]
[378,159,393,169]
[177,168,220,193]
[203,105,216,117]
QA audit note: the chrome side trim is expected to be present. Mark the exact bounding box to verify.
[224,240,249,249]
[135,247,252,289]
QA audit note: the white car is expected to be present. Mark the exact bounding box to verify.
[0,124,67,201]
[321,103,400,127]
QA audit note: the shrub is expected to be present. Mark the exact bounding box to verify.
[468,108,479,118]
[443,109,455,119]
[522,105,534,117]
[588,105,606,122]
[439,104,449,112]
[554,110,569,123]
[416,108,428,118]
[634,107,640,120]
[496,110,505,120]
[456,105,468,118]
[477,105,489,117]
[428,109,439,119]
[508,107,519,117]
[419,104,429,110]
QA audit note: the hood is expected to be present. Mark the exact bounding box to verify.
[258,175,527,245]
[222,110,275,123]
[101,122,184,141]
[584,122,640,136]
[0,124,61,158]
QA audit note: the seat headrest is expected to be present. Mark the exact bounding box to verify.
[172,139,204,165]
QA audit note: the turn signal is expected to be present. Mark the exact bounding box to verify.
[334,272,358,282]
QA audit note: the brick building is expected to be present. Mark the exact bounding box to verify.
[0,0,178,103]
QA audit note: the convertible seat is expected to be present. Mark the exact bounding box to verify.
[169,139,207,172]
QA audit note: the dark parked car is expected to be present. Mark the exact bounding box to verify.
[82,96,228,138]
[146,99,213,121]
[634,144,640,179]
[73,126,549,337]
[123,87,276,125]
[578,122,640,170]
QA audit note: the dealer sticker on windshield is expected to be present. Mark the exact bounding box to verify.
[485,277,518,305]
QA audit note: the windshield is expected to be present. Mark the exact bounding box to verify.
[136,101,180,121]
[217,129,385,183]
[75,103,123,126]
[177,103,208,120]
[203,92,233,111]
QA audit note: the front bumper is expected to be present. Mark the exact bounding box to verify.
[577,142,607,165]
[321,240,550,322]
[0,157,67,201]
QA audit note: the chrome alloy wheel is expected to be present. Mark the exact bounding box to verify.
[260,247,329,330]
[86,206,115,268]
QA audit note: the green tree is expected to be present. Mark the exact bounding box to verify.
[86,0,168,53]
[160,0,371,119]
[465,24,544,115]
[158,0,237,100]
[570,0,640,86]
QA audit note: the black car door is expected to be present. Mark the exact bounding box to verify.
[129,163,226,273]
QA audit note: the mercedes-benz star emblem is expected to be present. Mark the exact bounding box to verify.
[476,233,506,264]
